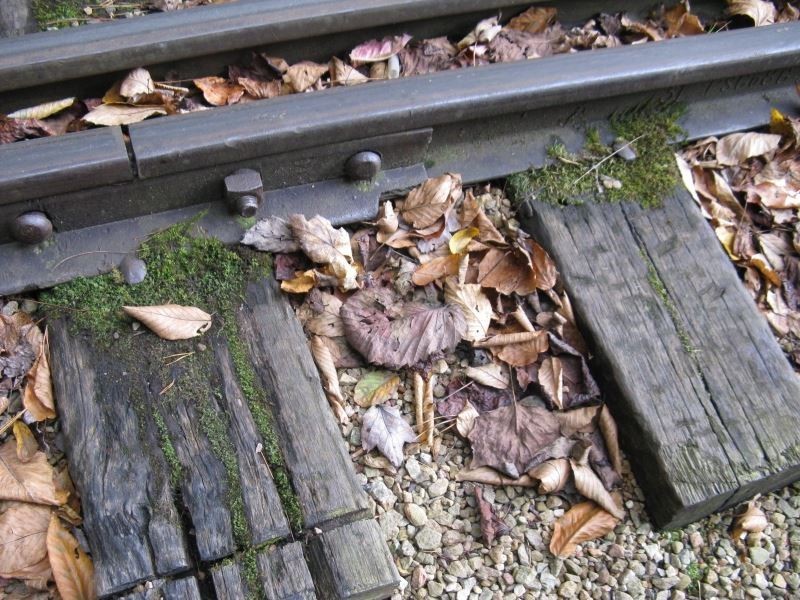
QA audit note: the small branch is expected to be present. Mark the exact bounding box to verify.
[570,134,645,188]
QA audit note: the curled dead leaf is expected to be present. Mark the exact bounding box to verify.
[193,76,245,106]
[464,363,509,389]
[330,57,369,86]
[284,61,329,93]
[309,336,348,424]
[598,404,623,474]
[281,270,318,294]
[455,466,536,487]
[549,499,620,557]
[506,6,557,33]
[570,451,624,519]
[412,254,461,286]
[727,0,776,26]
[539,356,564,409]
[289,214,358,291]
[456,401,479,437]
[376,201,399,234]
[123,304,212,340]
[47,513,96,600]
[401,174,462,229]
[716,132,782,166]
[731,500,768,541]
[24,328,55,421]
[350,34,412,64]
[529,458,571,494]
[83,104,167,126]
[13,421,38,463]
[475,486,508,545]
[8,98,76,120]
[444,279,493,342]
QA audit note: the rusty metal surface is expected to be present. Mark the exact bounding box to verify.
[127,23,800,179]
[0,165,425,295]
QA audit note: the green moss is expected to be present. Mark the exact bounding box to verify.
[32,0,83,28]
[237,216,258,230]
[507,107,684,209]
[641,250,696,356]
[153,411,182,486]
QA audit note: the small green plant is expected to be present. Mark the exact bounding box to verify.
[507,107,685,209]
[32,0,84,28]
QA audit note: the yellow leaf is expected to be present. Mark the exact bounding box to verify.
[83,104,167,126]
[8,97,76,120]
[13,421,39,463]
[122,304,212,340]
[47,513,96,600]
[449,227,479,255]
[354,371,400,408]
[280,270,318,294]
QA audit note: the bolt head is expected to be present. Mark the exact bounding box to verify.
[345,151,381,181]
[236,195,259,218]
[12,211,53,244]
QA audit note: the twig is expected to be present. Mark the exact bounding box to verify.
[0,410,26,436]
[159,379,176,396]
[570,134,645,188]
[163,351,195,366]
[53,250,130,270]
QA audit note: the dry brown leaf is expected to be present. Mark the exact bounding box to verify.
[289,214,358,291]
[477,245,550,296]
[82,104,167,126]
[529,458,571,494]
[309,336,348,424]
[47,513,96,600]
[421,375,435,446]
[455,466,536,487]
[354,371,400,408]
[376,201,399,234]
[341,286,465,369]
[361,404,417,467]
[474,486,508,545]
[464,363,510,389]
[297,290,344,338]
[727,0,776,25]
[193,76,245,106]
[570,452,624,519]
[444,279,493,342]
[456,401,480,437]
[8,98,76,120]
[412,254,461,286]
[555,405,600,436]
[284,61,329,93]
[241,217,299,253]
[350,34,412,64]
[13,421,38,463]
[23,329,55,422]
[330,57,369,86]
[0,501,52,581]
[0,439,67,506]
[664,1,705,36]
[468,403,561,477]
[506,6,557,33]
[538,356,564,409]
[122,304,212,340]
[401,174,462,229]
[120,67,155,98]
[731,500,768,541]
[458,16,502,49]
[716,132,782,166]
[549,500,619,557]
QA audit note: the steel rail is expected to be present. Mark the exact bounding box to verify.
[1,17,798,293]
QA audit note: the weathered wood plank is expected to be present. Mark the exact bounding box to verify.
[211,561,248,599]
[214,340,291,544]
[238,278,370,528]
[306,519,400,600]
[117,576,202,600]
[50,325,191,597]
[258,542,317,600]
[522,190,800,527]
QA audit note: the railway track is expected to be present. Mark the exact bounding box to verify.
[2,1,800,598]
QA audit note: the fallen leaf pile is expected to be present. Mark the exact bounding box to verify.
[678,101,800,371]
[3,1,797,143]
[243,174,626,556]
[0,303,95,599]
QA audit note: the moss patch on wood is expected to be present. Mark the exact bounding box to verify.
[507,107,684,209]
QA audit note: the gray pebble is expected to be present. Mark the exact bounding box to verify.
[120,255,147,285]
[613,138,638,161]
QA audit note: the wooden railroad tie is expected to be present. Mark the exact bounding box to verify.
[50,279,399,599]
[522,188,800,529]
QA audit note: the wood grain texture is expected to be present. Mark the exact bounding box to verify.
[117,576,202,600]
[238,278,370,528]
[258,542,317,599]
[211,561,248,599]
[523,190,800,528]
[306,519,400,600]
[213,339,291,544]
[49,324,191,597]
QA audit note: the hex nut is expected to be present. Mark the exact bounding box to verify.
[11,211,53,245]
